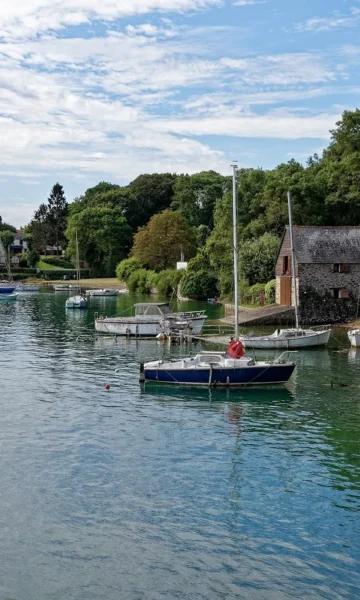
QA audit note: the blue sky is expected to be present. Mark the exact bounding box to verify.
[0,0,359,226]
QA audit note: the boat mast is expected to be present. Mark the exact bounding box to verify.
[287,191,299,330]
[232,163,239,339]
[75,228,80,289]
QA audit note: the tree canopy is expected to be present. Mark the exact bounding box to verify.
[132,209,197,270]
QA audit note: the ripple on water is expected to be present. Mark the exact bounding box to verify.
[0,296,359,599]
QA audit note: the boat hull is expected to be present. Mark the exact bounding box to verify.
[0,287,15,294]
[95,316,206,336]
[240,329,331,349]
[143,363,295,386]
[348,330,360,347]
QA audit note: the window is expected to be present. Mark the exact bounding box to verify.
[331,288,350,299]
[283,255,289,275]
[333,263,350,273]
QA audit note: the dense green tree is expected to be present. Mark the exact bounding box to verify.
[0,217,16,233]
[171,170,228,228]
[66,205,132,276]
[239,233,280,285]
[47,183,68,253]
[180,250,218,300]
[0,229,15,251]
[132,209,196,270]
[126,173,176,230]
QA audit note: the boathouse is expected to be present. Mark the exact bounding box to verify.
[275,226,360,324]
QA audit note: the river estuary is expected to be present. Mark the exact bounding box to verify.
[0,291,359,599]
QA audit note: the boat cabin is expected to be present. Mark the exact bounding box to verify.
[134,303,171,317]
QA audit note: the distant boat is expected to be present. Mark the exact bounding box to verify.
[65,294,88,309]
[239,192,330,350]
[0,292,18,302]
[15,284,40,292]
[141,165,296,388]
[348,329,360,347]
[95,302,207,336]
[86,288,119,297]
[0,283,16,294]
[54,284,76,292]
[65,230,88,310]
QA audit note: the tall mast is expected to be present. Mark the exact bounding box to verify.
[75,228,80,286]
[287,191,299,329]
[232,163,239,339]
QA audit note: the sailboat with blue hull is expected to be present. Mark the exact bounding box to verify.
[141,165,296,388]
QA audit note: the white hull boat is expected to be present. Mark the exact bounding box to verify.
[66,294,88,309]
[347,329,360,347]
[86,288,119,297]
[95,302,206,336]
[54,284,76,291]
[0,292,18,302]
[240,328,331,349]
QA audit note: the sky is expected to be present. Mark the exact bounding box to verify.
[0,0,359,227]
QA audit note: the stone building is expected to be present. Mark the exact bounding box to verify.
[275,226,360,324]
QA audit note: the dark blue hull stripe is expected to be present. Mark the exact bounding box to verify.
[144,365,295,386]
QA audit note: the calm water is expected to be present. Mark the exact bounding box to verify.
[0,292,359,600]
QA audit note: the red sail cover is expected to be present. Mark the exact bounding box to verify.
[227,340,245,358]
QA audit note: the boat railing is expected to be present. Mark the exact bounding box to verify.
[171,310,207,318]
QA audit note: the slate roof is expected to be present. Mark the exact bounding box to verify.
[289,226,360,264]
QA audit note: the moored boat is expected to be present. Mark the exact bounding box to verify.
[0,283,15,294]
[347,329,360,347]
[0,292,18,302]
[65,294,87,309]
[86,288,120,297]
[141,350,295,387]
[95,302,206,336]
[240,327,331,349]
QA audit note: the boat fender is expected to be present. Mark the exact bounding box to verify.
[139,363,145,383]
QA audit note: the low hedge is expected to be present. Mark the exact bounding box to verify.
[41,255,74,269]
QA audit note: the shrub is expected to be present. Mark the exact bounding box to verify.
[127,268,154,294]
[240,282,266,306]
[265,279,276,304]
[41,255,74,269]
[27,249,40,267]
[181,269,218,300]
[156,269,183,297]
[116,257,143,282]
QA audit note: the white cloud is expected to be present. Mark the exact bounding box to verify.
[296,6,360,32]
[0,0,221,40]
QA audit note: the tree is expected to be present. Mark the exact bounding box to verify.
[239,233,280,285]
[180,250,218,300]
[0,229,15,251]
[47,183,68,253]
[125,173,176,230]
[0,217,16,233]
[171,171,228,228]
[66,205,132,276]
[132,209,196,270]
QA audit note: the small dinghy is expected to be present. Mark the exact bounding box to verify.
[66,294,87,309]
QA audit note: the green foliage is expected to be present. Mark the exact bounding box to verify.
[265,279,276,304]
[127,268,155,294]
[116,257,143,282]
[171,171,228,228]
[241,283,266,306]
[0,229,15,249]
[240,233,280,285]
[27,249,40,268]
[126,173,176,230]
[29,183,68,253]
[0,217,16,233]
[132,209,196,270]
[156,269,183,296]
[180,251,218,300]
[41,255,74,269]
[66,205,132,276]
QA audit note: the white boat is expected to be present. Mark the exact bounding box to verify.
[240,327,331,349]
[239,191,330,350]
[0,292,18,302]
[347,329,360,347]
[95,302,207,336]
[15,284,40,292]
[86,288,119,297]
[65,230,88,310]
[66,294,87,309]
[54,284,76,291]
[141,165,295,388]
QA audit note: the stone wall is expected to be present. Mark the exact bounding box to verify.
[298,263,360,324]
